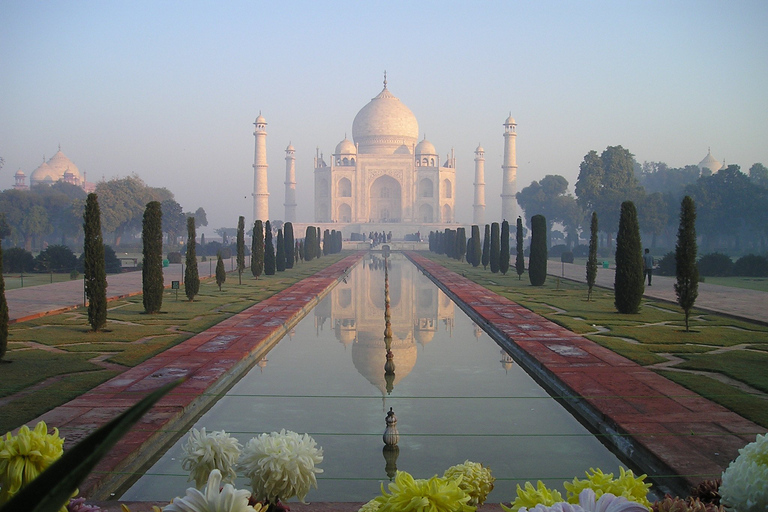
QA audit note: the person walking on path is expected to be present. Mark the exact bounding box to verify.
[643,248,654,286]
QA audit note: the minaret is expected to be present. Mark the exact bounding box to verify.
[252,113,269,223]
[501,114,518,222]
[284,143,297,222]
[473,144,486,226]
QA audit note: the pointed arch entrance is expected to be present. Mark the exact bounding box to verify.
[369,175,401,222]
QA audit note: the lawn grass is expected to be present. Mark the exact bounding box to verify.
[2,272,79,290]
[1,253,350,433]
[422,253,768,428]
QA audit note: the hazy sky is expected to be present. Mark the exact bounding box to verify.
[2,1,766,233]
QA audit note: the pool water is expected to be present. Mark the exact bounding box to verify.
[123,253,627,503]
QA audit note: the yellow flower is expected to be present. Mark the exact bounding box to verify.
[374,470,475,512]
[501,481,564,512]
[564,468,651,510]
[0,421,64,506]
[443,460,495,506]
[358,498,381,512]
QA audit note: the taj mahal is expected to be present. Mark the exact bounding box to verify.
[250,75,519,237]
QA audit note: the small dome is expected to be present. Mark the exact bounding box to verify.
[14,169,25,177]
[255,113,267,125]
[699,149,722,173]
[415,138,436,155]
[30,161,58,184]
[286,143,295,152]
[414,329,435,345]
[504,114,516,125]
[475,143,484,153]
[335,137,357,155]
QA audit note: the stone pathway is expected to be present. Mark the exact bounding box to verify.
[552,260,767,324]
[406,252,762,496]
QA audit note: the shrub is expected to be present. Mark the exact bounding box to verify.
[573,244,589,258]
[167,252,182,264]
[560,251,574,263]
[733,254,768,277]
[3,247,34,273]
[548,244,568,258]
[697,252,733,277]
[35,245,78,272]
[656,251,676,276]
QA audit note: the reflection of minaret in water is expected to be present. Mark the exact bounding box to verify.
[500,349,515,373]
[383,254,396,395]
[474,324,483,340]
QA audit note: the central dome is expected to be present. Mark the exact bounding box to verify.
[352,82,418,155]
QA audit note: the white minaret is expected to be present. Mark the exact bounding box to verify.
[501,114,518,222]
[284,143,296,222]
[473,143,486,226]
[252,113,269,223]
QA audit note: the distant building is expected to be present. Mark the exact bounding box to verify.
[698,148,724,174]
[14,146,96,192]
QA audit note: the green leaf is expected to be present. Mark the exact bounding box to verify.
[0,378,184,512]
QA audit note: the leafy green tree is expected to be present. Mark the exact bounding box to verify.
[96,175,161,246]
[83,194,107,331]
[34,245,77,272]
[161,199,186,246]
[516,175,581,248]
[576,146,643,247]
[236,216,245,284]
[215,252,226,291]
[251,220,264,278]
[500,220,510,274]
[2,247,34,273]
[749,163,768,188]
[529,215,547,286]
[0,244,7,362]
[515,217,525,280]
[284,222,294,268]
[304,226,315,261]
[264,221,275,275]
[470,225,481,267]
[614,201,644,314]
[455,227,466,262]
[481,224,490,269]
[675,196,699,331]
[184,217,200,301]
[276,229,286,272]
[586,211,598,301]
[490,222,500,273]
[637,192,669,248]
[184,207,208,229]
[142,201,164,314]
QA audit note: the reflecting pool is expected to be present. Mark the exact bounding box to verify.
[123,253,627,503]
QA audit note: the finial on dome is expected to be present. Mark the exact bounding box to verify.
[58,143,61,151]
[383,70,387,89]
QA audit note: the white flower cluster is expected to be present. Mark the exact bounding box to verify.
[237,429,324,504]
[181,428,242,489]
[720,433,768,512]
[519,489,647,512]
[163,469,258,512]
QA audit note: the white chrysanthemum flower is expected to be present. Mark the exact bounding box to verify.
[237,429,323,504]
[519,502,584,512]
[181,428,242,489]
[720,433,768,512]
[163,469,255,512]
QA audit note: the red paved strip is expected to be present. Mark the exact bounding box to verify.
[30,253,363,499]
[405,252,762,495]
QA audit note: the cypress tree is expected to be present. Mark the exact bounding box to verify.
[284,222,295,268]
[529,215,547,286]
[675,196,699,331]
[500,220,510,275]
[142,201,164,313]
[236,216,245,284]
[304,226,315,261]
[586,211,599,301]
[83,193,107,331]
[184,216,200,301]
[515,217,525,280]
[0,243,7,361]
[481,224,490,269]
[456,227,466,262]
[200,233,205,247]
[251,220,264,278]
[298,240,304,262]
[471,225,481,267]
[276,229,286,271]
[264,220,275,275]
[490,222,500,273]
[614,201,644,314]
[215,252,226,290]
[322,229,329,255]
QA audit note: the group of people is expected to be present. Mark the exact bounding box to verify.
[369,231,392,247]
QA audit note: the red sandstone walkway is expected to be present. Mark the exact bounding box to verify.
[32,253,363,501]
[406,252,762,496]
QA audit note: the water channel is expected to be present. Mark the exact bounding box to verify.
[123,252,628,503]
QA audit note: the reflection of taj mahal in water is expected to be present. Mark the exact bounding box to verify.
[313,253,458,394]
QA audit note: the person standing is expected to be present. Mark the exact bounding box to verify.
[643,248,654,286]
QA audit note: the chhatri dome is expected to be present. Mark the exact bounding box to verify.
[30,147,82,185]
[352,73,419,154]
[415,136,437,156]
[335,136,357,155]
[698,148,723,173]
